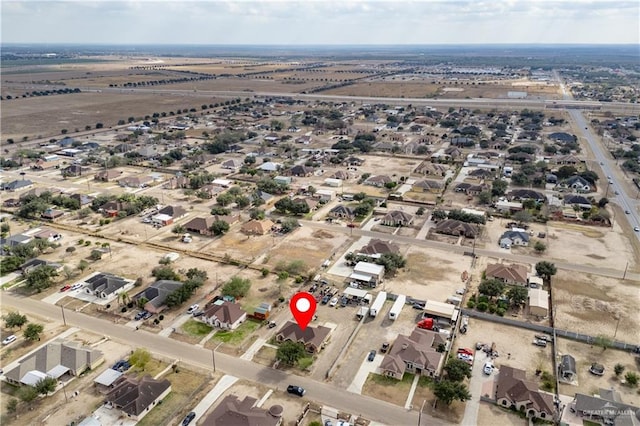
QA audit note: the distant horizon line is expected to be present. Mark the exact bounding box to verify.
[2,42,639,47]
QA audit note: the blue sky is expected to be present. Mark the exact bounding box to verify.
[2,0,639,44]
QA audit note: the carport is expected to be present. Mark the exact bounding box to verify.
[424,300,459,323]
[343,287,369,301]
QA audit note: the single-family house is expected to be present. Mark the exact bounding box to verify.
[549,132,574,143]
[20,259,62,274]
[118,175,152,188]
[414,161,449,177]
[570,389,639,426]
[70,193,93,206]
[507,189,545,203]
[241,219,274,236]
[201,301,247,330]
[555,154,581,166]
[364,175,392,187]
[485,263,528,286]
[202,395,283,426]
[435,219,478,238]
[83,272,132,299]
[559,175,593,193]
[331,171,349,180]
[563,194,592,210]
[221,159,242,170]
[4,340,104,386]
[33,228,63,242]
[258,162,281,172]
[287,165,315,177]
[41,208,65,221]
[357,239,400,257]
[380,328,445,380]
[499,230,530,248]
[558,354,577,383]
[100,200,131,217]
[345,156,364,166]
[412,180,443,194]
[183,215,240,236]
[164,176,191,189]
[2,179,34,192]
[296,135,312,144]
[328,205,354,220]
[454,182,487,196]
[135,280,184,314]
[94,170,123,182]
[315,189,335,202]
[156,205,188,220]
[382,210,414,227]
[105,375,171,421]
[275,321,330,354]
[494,366,555,420]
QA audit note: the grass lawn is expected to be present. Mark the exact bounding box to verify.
[362,372,414,406]
[136,368,211,426]
[181,319,212,337]
[210,319,260,346]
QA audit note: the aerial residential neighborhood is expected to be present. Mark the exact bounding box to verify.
[1,4,640,426]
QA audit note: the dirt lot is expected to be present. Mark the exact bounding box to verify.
[323,80,562,99]
[456,318,554,378]
[477,402,525,426]
[0,310,67,364]
[552,270,640,344]
[362,372,414,406]
[391,244,470,302]
[556,338,640,406]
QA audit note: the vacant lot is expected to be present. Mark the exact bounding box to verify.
[362,372,414,406]
[552,270,639,344]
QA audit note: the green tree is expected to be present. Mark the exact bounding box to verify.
[24,265,58,293]
[6,398,18,414]
[210,220,230,236]
[281,218,300,233]
[506,286,528,307]
[433,380,472,406]
[513,210,532,223]
[491,179,508,197]
[24,322,44,342]
[276,341,306,366]
[216,192,235,207]
[78,260,89,272]
[534,241,546,253]
[478,191,492,205]
[236,196,250,208]
[185,268,208,284]
[270,120,284,131]
[249,208,265,220]
[222,276,251,299]
[377,253,407,277]
[4,312,27,329]
[444,359,472,382]
[625,371,639,387]
[431,210,447,221]
[416,207,426,216]
[614,363,625,377]
[17,386,39,405]
[152,265,180,281]
[35,376,58,395]
[129,348,151,371]
[594,335,612,351]
[172,224,186,234]
[478,279,505,299]
[535,261,557,282]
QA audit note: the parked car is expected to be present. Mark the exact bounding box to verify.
[2,335,17,345]
[532,339,547,347]
[367,350,376,362]
[483,362,494,375]
[182,411,196,426]
[625,210,631,215]
[635,227,640,232]
[457,348,474,356]
[192,310,204,318]
[134,312,145,321]
[329,297,338,307]
[321,295,330,305]
[60,285,71,292]
[456,353,473,363]
[380,342,390,353]
[112,360,131,372]
[187,304,199,314]
[142,311,152,320]
[70,283,84,291]
[267,321,277,328]
[340,296,348,307]
[287,385,305,397]
[589,363,605,376]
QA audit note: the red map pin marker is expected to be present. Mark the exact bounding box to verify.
[290,292,317,331]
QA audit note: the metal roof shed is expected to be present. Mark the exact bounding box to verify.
[343,287,369,299]
[424,300,457,321]
[354,262,385,276]
[94,368,123,387]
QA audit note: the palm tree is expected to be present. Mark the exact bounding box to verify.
[118,291,130,306]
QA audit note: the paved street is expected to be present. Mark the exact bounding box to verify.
[1,293,446,426]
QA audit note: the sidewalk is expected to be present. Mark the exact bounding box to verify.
[191,375,238,423]
[159,313,191,337]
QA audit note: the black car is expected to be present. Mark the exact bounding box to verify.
[380,342,390,353]
[287,385,305,397]
[192,310,204,318]
[367,350,376,361]
[142,311,152,320]
[321,295,330,305]
[182,411,196,426]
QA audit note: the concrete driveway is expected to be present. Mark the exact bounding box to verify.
[347,352,382,394]
[461,349,497,425]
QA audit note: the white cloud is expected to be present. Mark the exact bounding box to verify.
[0,0,637,44]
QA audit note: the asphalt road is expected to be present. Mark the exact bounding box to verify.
[1,293,438,426]
[301,220,640,281]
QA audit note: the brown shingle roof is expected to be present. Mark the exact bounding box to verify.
[495,366,555,416]
[275,321,330,352]
[202,395,281,426]
[202,302,246,325]
[106,375,171,417]
[485,263,528,285]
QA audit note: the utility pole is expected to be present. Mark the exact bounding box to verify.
[418,399,427,426]
[622,261,629,280]
[211,342,223,372]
